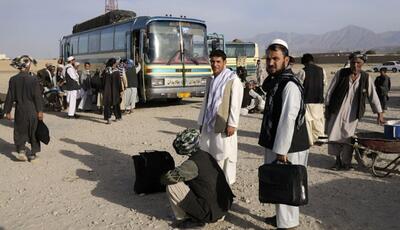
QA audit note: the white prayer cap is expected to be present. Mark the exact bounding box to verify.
[67,56,75,62]
[269,39,288,50]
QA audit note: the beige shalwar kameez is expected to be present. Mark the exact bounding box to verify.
[325,71,382,165]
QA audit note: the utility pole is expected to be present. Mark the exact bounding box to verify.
[105,0,118,13]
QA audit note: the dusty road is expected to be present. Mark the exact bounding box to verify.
[0,63,399,230]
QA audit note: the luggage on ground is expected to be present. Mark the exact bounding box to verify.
[132,151,175,194]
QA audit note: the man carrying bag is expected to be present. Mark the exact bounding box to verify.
[258,39,310,230]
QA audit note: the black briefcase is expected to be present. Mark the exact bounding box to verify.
[258,161,308,206]
[132,151,175,194]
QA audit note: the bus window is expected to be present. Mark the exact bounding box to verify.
[182,24,208,64]
[147,21,208,65]
[70,37,78,55]
[78,33,88,54]
[88,31,100,53]
[101,27,114,51]
[226,43,255,58]
[147,22,180,64]
[115,23,130,50]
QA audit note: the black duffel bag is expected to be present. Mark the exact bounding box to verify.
[132,151,175,194]
[258,160,308,206]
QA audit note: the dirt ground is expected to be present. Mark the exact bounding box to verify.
[0,62,399,230]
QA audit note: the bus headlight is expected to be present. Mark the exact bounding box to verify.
[201,78,207,85]
[152,79,165,86]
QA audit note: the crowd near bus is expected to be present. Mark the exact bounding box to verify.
[2,9,393,230]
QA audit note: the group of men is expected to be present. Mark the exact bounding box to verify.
[3,37,388,229]
[161,39,386,229]
[35,56,141,121]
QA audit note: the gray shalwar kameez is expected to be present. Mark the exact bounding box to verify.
[4,72,43,153]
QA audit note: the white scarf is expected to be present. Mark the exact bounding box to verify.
[203,68,236,132]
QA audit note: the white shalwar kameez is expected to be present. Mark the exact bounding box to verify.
[264,82,309,229]
[198,69,243,185]
[65,64,80,116]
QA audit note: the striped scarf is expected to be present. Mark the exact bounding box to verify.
[203,68,236,132]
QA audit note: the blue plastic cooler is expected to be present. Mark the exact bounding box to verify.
[384,120,400,139]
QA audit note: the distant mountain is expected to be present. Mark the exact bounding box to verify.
[245,25,400,56]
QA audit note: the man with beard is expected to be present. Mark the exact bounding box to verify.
[259,39,310,230]
[325,53,384,170]
[4,55,43,161]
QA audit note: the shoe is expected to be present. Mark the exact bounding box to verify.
[171,219,205,229]
[27,154,38,162]
[16,151,28,162]
[330,157,342,171]
[106,119,111,125]
[264,215,277,227]
[341,164,354,171]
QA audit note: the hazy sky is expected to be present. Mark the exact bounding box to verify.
[0,0,399,58]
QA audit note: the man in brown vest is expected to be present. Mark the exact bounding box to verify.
[325,53,384,170]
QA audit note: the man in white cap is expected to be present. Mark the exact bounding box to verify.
[64,56,81,119]
[259,39,310,229]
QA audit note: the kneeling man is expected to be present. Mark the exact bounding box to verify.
[161,129,234,228]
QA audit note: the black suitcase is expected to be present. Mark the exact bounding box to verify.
[258,161,308,206]
[132,151,175,194]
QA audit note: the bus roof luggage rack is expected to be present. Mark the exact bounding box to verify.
[72,10,136,34]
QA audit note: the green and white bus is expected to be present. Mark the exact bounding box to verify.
[60,15,211,102]
[225,41,259,75]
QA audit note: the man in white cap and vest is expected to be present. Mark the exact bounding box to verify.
[64,56,81,119]
[198,49,243,185]
[259,39,310,229]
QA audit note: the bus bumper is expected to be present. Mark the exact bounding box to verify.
[146,86,206,100]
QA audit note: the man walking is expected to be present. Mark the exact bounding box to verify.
[326,53,384,170]
[4,55,43,161]
[259,39,310,230]
[64,56,81,119]
[198,49,243,185]
[374,68,391,111]
[297,53,327,145]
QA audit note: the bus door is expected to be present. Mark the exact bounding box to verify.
[64,42,70,64]
[126,32,132,59]
[139,29,147,102]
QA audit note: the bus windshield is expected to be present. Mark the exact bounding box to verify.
[147,21,208,65]
[226,43,255,58]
